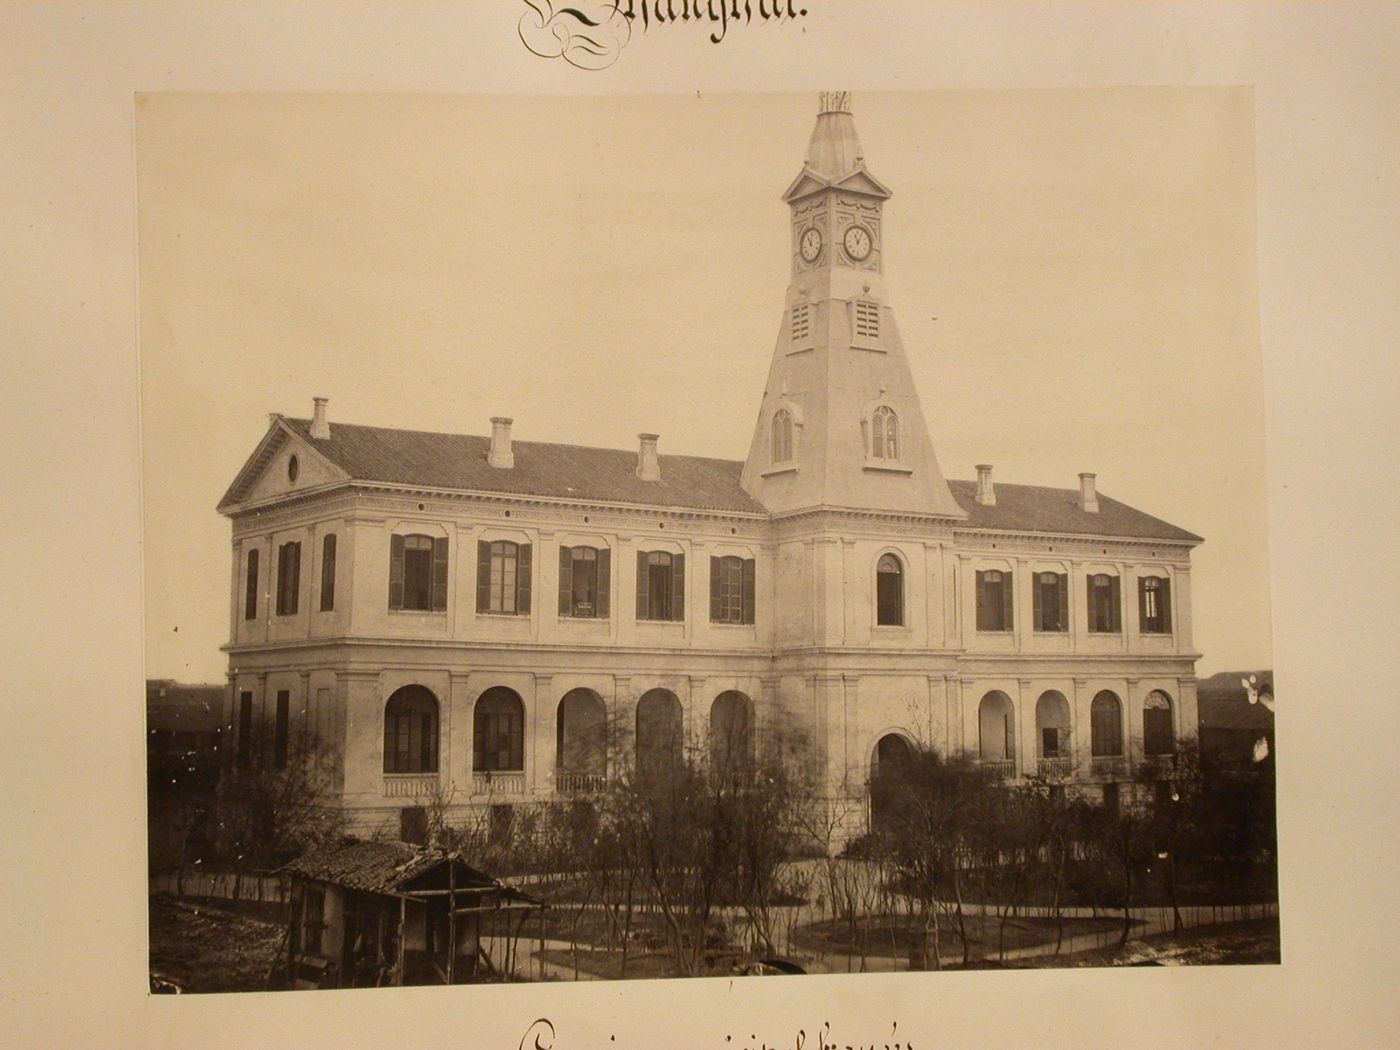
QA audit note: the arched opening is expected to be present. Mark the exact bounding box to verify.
[556,688,607,788]
[383,685,439,774]
[876,553,904,626]
[1035,690,1072,774]
[871,405,899,459]
[771,408,793,463]
[635,688,683,785]
[710,690,753,778]
[473,687,524,773]
[1143,690,1176,756]
[869,733,915,831]
[1091,690,1125,760]
[978,690,1015,769]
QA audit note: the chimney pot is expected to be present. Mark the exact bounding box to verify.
[1079,472,1099,513]
[975,464,996,506]
[637,433,660,482]
[488,417,515,469]
[309,397,330,440]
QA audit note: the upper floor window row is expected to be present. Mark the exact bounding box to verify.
[976,569,1173,635]
[250,534,338,620]
[559,545,610,619]
[392,534,449,612]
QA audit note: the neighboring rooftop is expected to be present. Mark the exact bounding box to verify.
[282,838,539,901]
[946,480,1202,543]
[146,679,224,733]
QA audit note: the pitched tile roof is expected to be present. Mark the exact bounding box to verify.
[946,480,1202,543]
[271,417,1199,542]
[282,839,519,896]
[282,418,766,515]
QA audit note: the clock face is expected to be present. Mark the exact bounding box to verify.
[799,226,823,263]
[843,224,873,261]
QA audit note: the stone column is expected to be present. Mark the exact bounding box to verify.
[531,673,553,797]
[1018,677,1036,777]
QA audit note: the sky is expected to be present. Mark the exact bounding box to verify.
[138,89,1269,682]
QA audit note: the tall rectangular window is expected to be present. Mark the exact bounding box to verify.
[476,540,531,614]
[1139,576,1172,634]
[319,533,336,612]
[391,534,449,611]
[236,691,253,770]
[1088,574,1122,633]
[636,551,685,621]
[559,546,611,618]
[1032,571,1068,632]
[275,541,300,615]
[273,689,290,769]
[853,298,880,340]
[709,556,755,625]
[244,547,259,620]
[975,569,1013,631]
[791,302,811,344]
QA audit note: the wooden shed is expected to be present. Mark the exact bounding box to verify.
[281,839,544,988]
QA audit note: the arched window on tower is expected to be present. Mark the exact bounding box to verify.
[871,405,899,459]
[876,553,904,626]
[772,409,793,463]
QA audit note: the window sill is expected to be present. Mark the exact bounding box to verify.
[390,608,447,616]
[557,614,609,623]
[873,623,911,631]
[1087,630,1123,636]
[709,620,756,629]
[761,464,798,478]
[849,341,886,353]
[1032,628,1070,635]
[636,618,685,626]
[976,629,1014,635]
[785,344,815,356]
[862,460,913,474]
[475,611,530,618]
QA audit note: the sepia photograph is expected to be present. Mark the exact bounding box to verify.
[138,87,1279,992]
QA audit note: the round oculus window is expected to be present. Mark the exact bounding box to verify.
[287,454,299,483]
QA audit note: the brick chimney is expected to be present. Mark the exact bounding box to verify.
[637,433,660,481]
[309,397,330,440]
[488,417,514,469]
[1078,472,1099,513]
[975,464,996,506]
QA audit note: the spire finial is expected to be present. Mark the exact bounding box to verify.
[818,91,851,115]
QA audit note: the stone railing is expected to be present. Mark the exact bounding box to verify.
[472,771,526,796]
[555,772,608,794]
[1090,756,1127,778]
[1036,757,1075,779]
[980,758,1017,780]
[382,774,440,798]
[1138,754,1179,779]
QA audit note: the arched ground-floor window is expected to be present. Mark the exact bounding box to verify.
[710,691,753,777]
[869,732,915,831]
[474,687,525,772]
[1091,691,1124,758]
[384,685,439,774]
[556,688,607,780]
[635,688,683,785]
[978,691,1014,764]
[1143,690,1176,756]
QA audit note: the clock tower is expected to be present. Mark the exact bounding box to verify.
[740,91,964,520]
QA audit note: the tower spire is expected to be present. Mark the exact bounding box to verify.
[740,93,963,520]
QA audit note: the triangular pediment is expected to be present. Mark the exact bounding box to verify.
[832,167,892,200]
[781,168,834,203]
[217,417,351,512]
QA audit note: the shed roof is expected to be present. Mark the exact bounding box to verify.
[282,839,539,901]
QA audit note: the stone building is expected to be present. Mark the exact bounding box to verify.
[218,93,1202,841]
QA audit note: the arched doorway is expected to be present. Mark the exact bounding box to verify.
[869,732,915,831]
[709,690,753,778]
[978,690,1015,774]
[635,688,683,785]
[1143,690,1176,756]
[1035,690,1072,776]
[556,688,607,791]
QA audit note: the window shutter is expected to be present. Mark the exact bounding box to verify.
[742,558,756,625]
[516,543,532,614]
[476,540,491,613]
[1001,570,1013,631]
[596,548,611,618]
[1057,574,1068,631]
[975,571,986,631]
[558,547,573,616]
[671,553,685,621]
[389,534,406,610]
[288,543,301,613]
[245,548,259,620]
[1161,578,1172,630]
[636,551,649,620]
[709,557,723,622]
[1110,575,1121,632]
[431,536,449,611]
[1032,575,1042,629]
[1138,577,1149,628]
[320,534,336,612]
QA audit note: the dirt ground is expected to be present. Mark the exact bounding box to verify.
[791,911,1122,959]
[1013,917,1280,967]
[148,895,284,993]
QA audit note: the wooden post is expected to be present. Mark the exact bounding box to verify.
[397,897,406,986]
[446,854,456,984]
